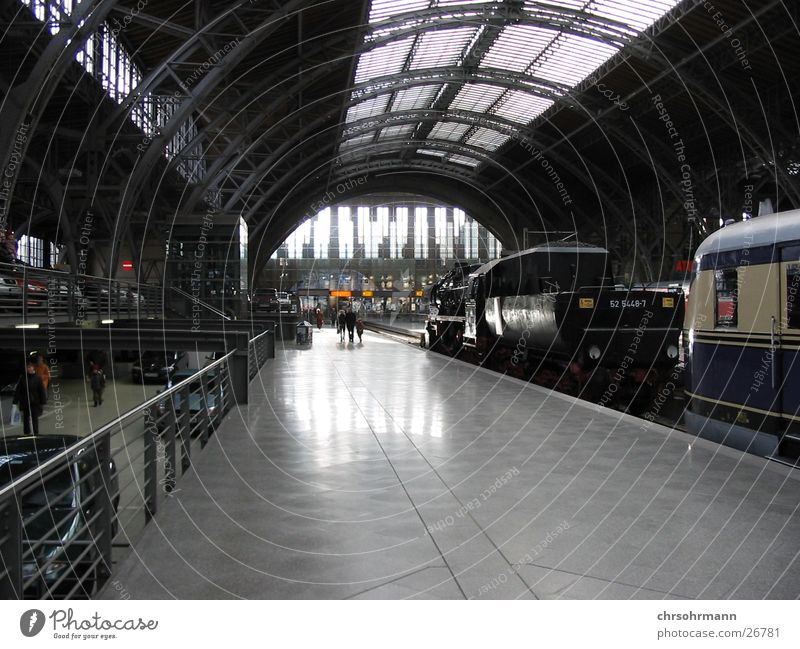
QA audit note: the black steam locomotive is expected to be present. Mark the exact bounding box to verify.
[426,243,684,406]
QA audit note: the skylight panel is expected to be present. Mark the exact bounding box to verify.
[491,89,553,124]
[354,37,415,84]
[391,84,441,112]
[417,149,446,157]
[590,0,681,33]
[379,124,416,140]
[428,121,471,141]
[345,95,391,123]
[449,83,505,113]
[464,127,510,152]
[448,154,481,167]
[532,32,618,87]
[340,133,376,151]
[368,0,429,23]
[409,27,477,69]
[480,24,555,73]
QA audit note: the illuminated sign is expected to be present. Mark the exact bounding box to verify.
[415,290,423,297]
[362,290,374,297]
[662,297,675,308]
[121,260,134,271]
[674,260,694,272]
[330,290,352,297]
[579,298,594,309]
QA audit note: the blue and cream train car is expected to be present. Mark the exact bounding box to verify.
[685,209,800,458]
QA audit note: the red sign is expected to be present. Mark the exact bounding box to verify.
[674,260,694,272]
[121,260,134,271]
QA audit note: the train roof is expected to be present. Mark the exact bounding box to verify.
[695,209,800,258]
[470,242,608,275]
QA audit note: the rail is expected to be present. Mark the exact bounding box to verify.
[169,286,231,321]
[248,328,274,380]
[0,261,163,323]
[0,314,282,600]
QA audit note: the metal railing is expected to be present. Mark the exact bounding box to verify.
[0,353,236,599]
[0,262,163,323]
[169,286,231,321]
[248,329,274,380]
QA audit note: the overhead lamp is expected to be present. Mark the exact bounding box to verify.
[101,319,115,325]
[15,323,40,329]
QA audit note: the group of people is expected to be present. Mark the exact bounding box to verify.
[11,354,106,436]
[337,308,364,343]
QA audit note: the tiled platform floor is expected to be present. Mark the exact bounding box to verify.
[105,327,800,599]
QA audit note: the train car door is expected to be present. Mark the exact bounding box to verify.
[779,245,800,440]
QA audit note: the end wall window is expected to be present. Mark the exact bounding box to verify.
[715,268,738,327]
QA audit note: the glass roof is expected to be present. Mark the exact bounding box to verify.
[342,0,682,169]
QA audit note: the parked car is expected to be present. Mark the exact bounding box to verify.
[249,288,279,312]
[152,369,223,436]
[131,350,188,383]
[0,435,119,597]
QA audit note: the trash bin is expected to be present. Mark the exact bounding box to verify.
[296,321,313,345]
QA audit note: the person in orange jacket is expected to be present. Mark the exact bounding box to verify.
[34,354,50,392]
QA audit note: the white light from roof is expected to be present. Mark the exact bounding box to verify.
[409,27,477,70]
[379,124,416,140]
[449,83,505,113]
[587,0,682,33]
[481,24,555,73]
[428,121,471,141]
[391,84,440,112]
[464,127,510,152]
[532,32,618,87]
[417,149,446,157]
[369,0,428,23]
[340,133,375,150]
[354,37,414,84]
[345,95,391,124]
[448,154,481,167]
[491,88,554,124]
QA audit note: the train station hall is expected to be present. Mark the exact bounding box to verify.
[1,0,799,627]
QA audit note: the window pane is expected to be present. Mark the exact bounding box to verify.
[715,268,738,327]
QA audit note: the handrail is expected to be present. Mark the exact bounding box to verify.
[169,285,231,320]
[0,351,235,501]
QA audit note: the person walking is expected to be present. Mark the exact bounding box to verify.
[90,366,106,407]
[345,307,356,343]
[337,310,346,343]
[34,354,50,392]
[315,307,324,330]
[355,317,364,343]
[12,360,47,436]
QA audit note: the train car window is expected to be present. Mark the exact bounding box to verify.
[787,264,800,328]
[715,268,738,327]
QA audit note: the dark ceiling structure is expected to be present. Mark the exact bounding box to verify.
[1,0,799,281]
